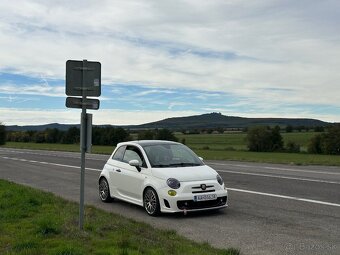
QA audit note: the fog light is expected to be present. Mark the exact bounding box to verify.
[168,190,177,196]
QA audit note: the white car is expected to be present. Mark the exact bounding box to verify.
[98,140,228,216]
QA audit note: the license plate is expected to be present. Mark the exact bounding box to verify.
[193,194,217,202]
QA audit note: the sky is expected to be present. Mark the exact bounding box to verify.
[0,0,340,126]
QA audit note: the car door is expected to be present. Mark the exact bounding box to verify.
[106,145,126,196]
[115,145,147,203]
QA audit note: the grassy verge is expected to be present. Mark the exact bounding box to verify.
[0,179,239,255]
[193,149,340,166]
[2,141,340,166]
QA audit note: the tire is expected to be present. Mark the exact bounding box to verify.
[143,188,160,216]
[99,178,113,202]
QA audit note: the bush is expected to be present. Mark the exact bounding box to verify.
[286,141,300,153]
[246,125,283,152]
[308,125,340,155]
[0,123,6,145]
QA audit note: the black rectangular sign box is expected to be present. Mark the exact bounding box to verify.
[66,60,101,97]
[66,97,100,110]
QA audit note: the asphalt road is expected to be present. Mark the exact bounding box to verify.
[0,148,339,255]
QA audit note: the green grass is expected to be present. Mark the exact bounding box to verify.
[176,132,318,151]
[0,179,239,255]
[193,149,340,166]
[3,131,340,166]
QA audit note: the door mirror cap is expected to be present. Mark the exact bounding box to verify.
[129,160,142,172]
[198,157,204,161]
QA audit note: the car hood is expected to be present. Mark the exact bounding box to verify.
[151,165,217,182]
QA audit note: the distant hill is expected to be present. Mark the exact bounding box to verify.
[128,112,330,130]
[6,113,331,131]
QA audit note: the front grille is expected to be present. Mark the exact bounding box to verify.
[177,196,227,210]
[192,190,215,194]
[191,184,215,194]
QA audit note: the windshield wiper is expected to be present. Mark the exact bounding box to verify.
[169,163,201,167]
[152,164,171,168]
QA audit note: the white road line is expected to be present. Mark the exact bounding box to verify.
[217,169,340,185]
[0,148,106,161]
[228,188,340,208]
[1,155,340,208]
[209,162,340,175]
[0,156,101,172]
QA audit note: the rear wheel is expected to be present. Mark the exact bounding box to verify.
[99,178,113,202]
[143,188,160,216]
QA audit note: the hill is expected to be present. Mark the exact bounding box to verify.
[6,113,330,131]
[128,112,330,130]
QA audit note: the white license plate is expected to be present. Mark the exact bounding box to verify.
[193,194,217,202]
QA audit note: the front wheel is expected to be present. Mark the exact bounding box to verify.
[143,188,160,216]
[99,178,113,202]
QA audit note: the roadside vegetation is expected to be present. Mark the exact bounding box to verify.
[2,124,340,166]
[0,179,239,255]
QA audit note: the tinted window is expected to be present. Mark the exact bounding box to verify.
[142,143,203,168]
[122,146,146,168]
[112,145,126,161]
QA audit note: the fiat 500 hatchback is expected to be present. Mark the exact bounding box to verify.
[99,140,228,216]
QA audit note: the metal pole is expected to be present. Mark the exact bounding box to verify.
[79,59,87,230]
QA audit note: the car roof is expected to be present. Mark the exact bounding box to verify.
[118,140,180,147]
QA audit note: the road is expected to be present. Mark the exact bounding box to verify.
[0,147,339,255]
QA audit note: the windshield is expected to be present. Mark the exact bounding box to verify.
[142,143,203,168]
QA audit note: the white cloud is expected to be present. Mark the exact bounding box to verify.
[0,0,339,123]
[0,108,199,126]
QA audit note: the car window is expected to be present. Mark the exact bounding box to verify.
[112,145,126,161]
[122,146,146,168]
[143,143,203,167]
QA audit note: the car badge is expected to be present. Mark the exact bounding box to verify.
[200,184,206,190]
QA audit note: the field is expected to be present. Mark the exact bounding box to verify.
[2,131,340,166]
[176,132,317,151]
[0,179,239,255]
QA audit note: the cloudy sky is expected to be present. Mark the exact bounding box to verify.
[0,0,339,125]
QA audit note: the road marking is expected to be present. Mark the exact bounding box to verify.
[209,162,340,175]
[0,156,101,172]
[0,148,106,161]
[2,155,340,208]
[228,188,340,208]
[217,169,340,185]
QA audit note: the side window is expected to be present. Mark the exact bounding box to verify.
[122,146,147,168]
[112,146,126,161]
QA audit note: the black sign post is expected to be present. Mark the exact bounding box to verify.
[65,59,101,230]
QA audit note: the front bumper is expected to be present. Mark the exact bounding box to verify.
[158,180,228,213]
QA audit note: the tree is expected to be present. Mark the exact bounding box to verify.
[0,123,6,145]
[155,129,178,142]
[322,125,340,154]
[308,134,323,154]
[138,130,156,140]
[246,126,283,152]
[285,125,293,133]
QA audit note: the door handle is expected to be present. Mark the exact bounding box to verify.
[116,169,121,173]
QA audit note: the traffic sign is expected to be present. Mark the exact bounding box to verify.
[66,97,100,110]
[66,60,101,97]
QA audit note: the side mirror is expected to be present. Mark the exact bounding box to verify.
[129,160,142,172]
[198,157,204,161]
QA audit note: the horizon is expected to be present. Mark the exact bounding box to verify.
[1,1,340,125]
[5,112,335,128]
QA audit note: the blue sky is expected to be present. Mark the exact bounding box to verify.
[0,0,340,125]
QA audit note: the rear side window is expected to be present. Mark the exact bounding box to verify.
[112,146,126,161]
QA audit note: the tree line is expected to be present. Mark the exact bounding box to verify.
[246,124,340,155]
[3,126,178,146]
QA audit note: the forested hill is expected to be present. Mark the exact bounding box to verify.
[6,113,330,131]
[127,112,330,130]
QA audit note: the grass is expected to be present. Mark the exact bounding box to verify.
[0,179,239,255]
[2,130,340,166]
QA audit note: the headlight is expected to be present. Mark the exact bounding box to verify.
[167,178,180,189]
[216,174,224,185]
